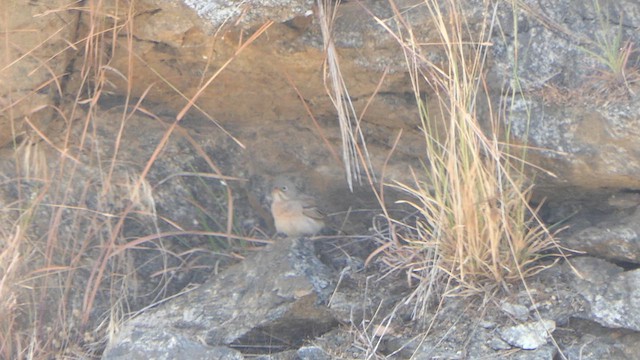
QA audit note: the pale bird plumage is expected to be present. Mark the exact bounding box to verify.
[270,177,325,237]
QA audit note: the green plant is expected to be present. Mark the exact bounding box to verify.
[580,0,639,92]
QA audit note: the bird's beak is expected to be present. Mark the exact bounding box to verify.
[271,187,288,201]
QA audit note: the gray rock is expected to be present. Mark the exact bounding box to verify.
[562,207,640,264]
[562,334,632,360]
[6,0,640,192]
[101,329,243,360]
[488,336,512,351]
[182,0,314,30]
[498,319,556,350]
[508,345,557,360]
[559,319,640,360]
[501,301,531,322]
[569,257,640,331]
[102,238,337,359]
[296,346,332,360]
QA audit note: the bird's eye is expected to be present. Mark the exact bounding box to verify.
[281,185,288,192]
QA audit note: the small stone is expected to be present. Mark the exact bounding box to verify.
[479,320,497,329]
[500,301,530,321]
[488,336,512,351]
[297,346,331,360]
[498,319,556,350]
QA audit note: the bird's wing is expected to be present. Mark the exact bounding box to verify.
[300,195,325,220]
[303,206,325,220]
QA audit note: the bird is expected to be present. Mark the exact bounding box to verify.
[270,177,325,237]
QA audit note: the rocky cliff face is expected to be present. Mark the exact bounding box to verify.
[2,0,640,358]
[4,0,640,188]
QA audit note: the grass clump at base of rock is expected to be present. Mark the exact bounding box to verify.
[367,0,564,321]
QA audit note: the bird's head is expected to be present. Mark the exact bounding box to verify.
[271,178,298,202]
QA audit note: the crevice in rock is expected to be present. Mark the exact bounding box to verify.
[611,259,640,271]
[229,318,339,355]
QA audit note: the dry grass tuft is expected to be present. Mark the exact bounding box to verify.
[1,0,266,357]
[14,136,50,181]
[0,225,26,359]
[366,0,564,320]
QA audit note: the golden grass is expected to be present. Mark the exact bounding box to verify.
[363,0,564,321]
[316,0,376,190]
[0,224,25,359]
[0,0,270,358]
[0,0,574,358]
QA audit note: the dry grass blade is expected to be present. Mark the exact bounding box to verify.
[284,70,342,166]
[130,50,246,149]
[1,0,271,357]
[366,0,566,322]
[177,20,273,124]
[316,0,374,190]
[0,226,24,359]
